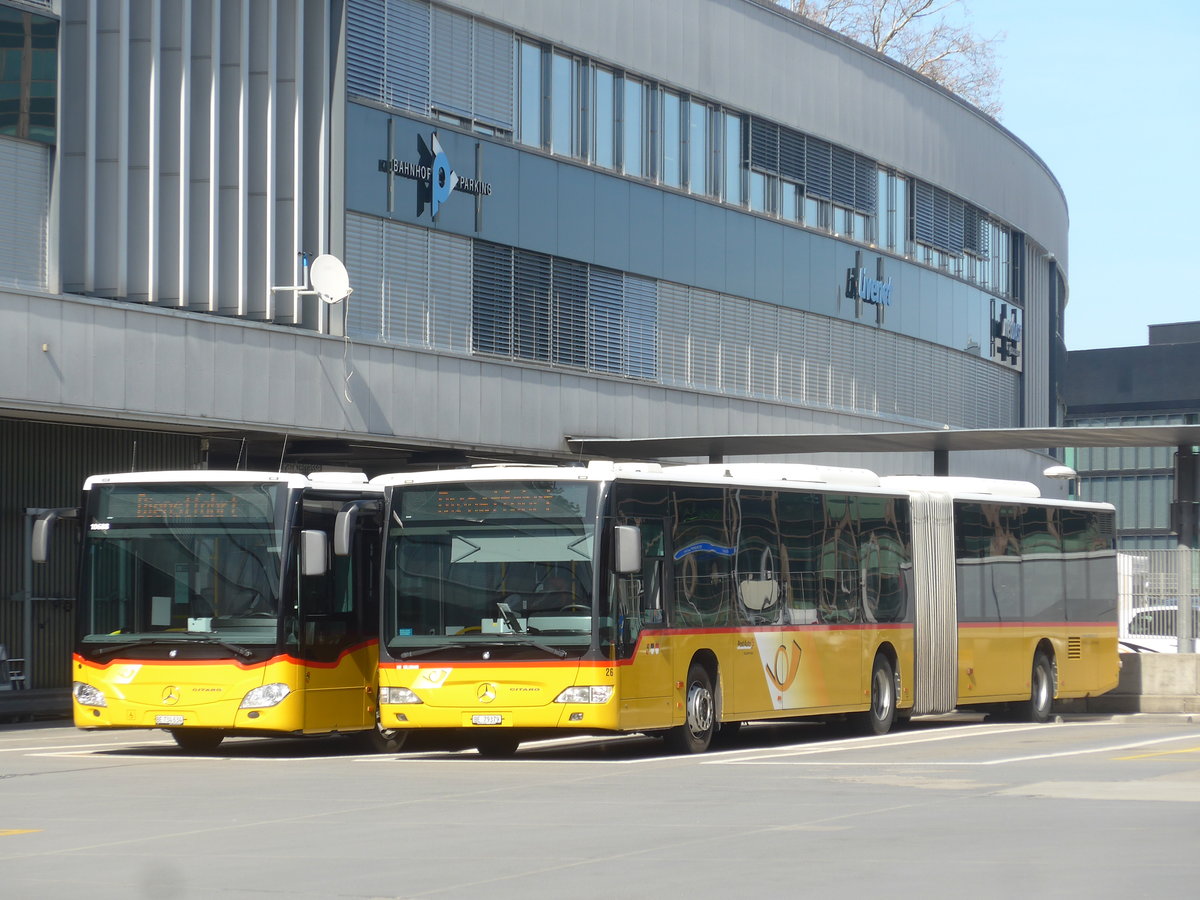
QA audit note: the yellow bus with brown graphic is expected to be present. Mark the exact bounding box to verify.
[370,461,1119,755]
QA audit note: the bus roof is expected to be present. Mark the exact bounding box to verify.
[82,470,376,492]
[372,461,1114,509]
[373,460,884,491]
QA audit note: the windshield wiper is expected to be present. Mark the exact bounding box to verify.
[398,643,469,660]
[90,636,255,659]
[496,638,568,659]
[396,639,567,660]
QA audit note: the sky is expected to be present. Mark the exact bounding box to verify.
[961,0,1200,351]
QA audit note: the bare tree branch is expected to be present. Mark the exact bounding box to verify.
[781,0,1004,117]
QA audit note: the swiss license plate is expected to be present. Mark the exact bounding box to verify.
[471,714,503,726]
[156,715,185,726]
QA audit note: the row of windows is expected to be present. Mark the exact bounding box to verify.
[953,501,1114,623]
[1068,414,1197,473]
[612,484,912,631]
[345,214,1021,430]
[345,0,1017,300]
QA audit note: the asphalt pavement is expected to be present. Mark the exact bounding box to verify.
[3,714,1199,899]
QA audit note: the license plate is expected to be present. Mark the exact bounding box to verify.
[156,715,185,726]
[471,715,503,726]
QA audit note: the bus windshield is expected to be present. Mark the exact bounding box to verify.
[384,481,598,655]
[79,483,288,647]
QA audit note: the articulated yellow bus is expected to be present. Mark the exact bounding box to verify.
[34,471,398,752]
[369,461,1118,755]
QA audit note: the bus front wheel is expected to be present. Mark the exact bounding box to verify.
[475,733,520,757]
[170,728,224,753]
[665,662,716,754]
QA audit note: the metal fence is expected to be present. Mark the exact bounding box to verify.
[1117,550,1199,653]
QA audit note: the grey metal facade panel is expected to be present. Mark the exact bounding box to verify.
[444,0,1068,271]
[627,184,665,280]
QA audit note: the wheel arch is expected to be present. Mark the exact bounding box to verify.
[687,648,722,718]
[1033,638,1058,695]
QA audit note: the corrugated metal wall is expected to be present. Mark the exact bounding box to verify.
[58,0,332,328]
[0,418,202,688]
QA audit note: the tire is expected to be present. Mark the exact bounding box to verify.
[855,654,897,736]
[665,662,717,754]
[1025,652,1055,724]
[355,714,409,754]
[475,733,521,758]
[170,728,225,753]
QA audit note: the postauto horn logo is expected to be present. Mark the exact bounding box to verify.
[378,131,492,220]
[421,132,458,218]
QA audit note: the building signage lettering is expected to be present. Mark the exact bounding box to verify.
[990,301,1022,368]
[377,131,492,220]
[844,267,894,306]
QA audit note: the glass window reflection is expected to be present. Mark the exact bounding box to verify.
[518,41,542,147]
[592,67,614,168]
[661,90,681,187]
[623,77,644,177]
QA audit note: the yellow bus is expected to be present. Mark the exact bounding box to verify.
[34,471,399,753]
[370,461,1118,755]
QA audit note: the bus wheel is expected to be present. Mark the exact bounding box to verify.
[1025,652,1055,723]
[856,654,897,736]
[170,729,224,753]
[666,663,716,754]
[358,716,408,754]
[475,733,520,758]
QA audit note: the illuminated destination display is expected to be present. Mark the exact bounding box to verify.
[401,483,590,521]
[95,485,280,525]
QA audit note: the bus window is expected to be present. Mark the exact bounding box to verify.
[670,486,733,627]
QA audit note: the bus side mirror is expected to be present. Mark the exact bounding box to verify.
[31,508,78,563]
[613,525,642,574]
[334,499,380,556]
[300,530,329,576]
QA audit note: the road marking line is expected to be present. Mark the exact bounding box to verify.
[713,732,1200,766]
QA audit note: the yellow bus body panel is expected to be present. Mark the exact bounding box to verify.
[72,643,378,736]
[378,625,919,737]
[956,624,1120,704]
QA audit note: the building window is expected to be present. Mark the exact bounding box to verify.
[550,51,577,156]
[621,76,645,177]
[687,99,709,196]
[0,6,57,145]
[517,40,543,147]
[591,66,615,168]
[723,111,743,205]
[660,89,682,188]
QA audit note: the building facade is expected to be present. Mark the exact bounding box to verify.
[1065,322,1200,551]
[3,0,1073,685]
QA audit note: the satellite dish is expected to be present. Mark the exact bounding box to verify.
[309,254,353,304]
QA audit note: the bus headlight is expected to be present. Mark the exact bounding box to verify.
[554,685,613,704]
[240,683,291,709]
[379,686,423,704]
[73,681,107,707]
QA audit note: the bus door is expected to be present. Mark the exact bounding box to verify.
[298,502,376,734]
[613,518,674,730]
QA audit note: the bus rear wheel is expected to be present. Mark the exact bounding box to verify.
[855,654,897,736]
[170,728,224,753]
[1024,652,1055,723]
[665,663,716,754]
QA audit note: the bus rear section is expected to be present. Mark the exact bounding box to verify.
[36,471,389,752]
[890,477,1120,723]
